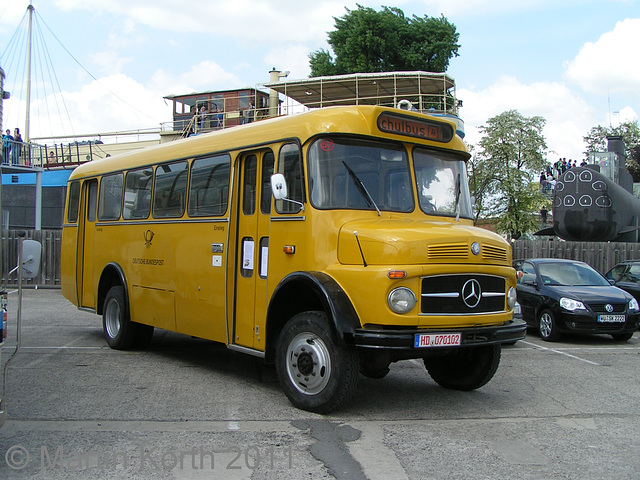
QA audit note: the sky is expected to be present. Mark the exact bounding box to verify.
[0,0,638,162]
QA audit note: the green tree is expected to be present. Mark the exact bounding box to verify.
[471,110,548,240]
[583,120,640,180]
[309,5,460,77]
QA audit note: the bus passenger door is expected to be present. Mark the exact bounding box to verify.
[233,150,274,350]
[77,179,98,309]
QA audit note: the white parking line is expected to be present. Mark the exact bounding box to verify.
[520,340,601,366]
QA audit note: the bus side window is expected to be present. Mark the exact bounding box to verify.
[276,143,304,214]
[188,154,230,216]
[153,162,188,218]
[123,168,153,220]
[87,181,98,222]
[261,152,275,214]
[98,173,124,221]
[243,155,257,216]
[67,181,81,223]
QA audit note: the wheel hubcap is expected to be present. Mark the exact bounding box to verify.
[285,332,331,395]
[540,313,552,338]
[105,298,121,339]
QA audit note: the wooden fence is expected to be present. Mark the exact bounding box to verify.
[512,239,640,274]
[1,230,61,288]
[1,231,640,288]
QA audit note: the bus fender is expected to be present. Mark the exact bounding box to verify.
[265,271,360,363]
[97,262,129,316]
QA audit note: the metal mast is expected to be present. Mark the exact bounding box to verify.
[24,2,35,143]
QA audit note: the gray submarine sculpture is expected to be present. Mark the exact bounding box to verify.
[537,136,640,242]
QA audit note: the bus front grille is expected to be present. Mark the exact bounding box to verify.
[421,274,506,315]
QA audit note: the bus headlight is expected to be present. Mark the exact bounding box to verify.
[507,287,517,310]
[388,287,416,314]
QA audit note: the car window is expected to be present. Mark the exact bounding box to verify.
[624,265,640,284]
[538,262,609,286]
[517,261,537,285]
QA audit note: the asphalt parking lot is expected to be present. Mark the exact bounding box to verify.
[1,288,640,479]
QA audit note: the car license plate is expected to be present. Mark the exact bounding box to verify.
[597,314,626,323]
[414,333,461,348]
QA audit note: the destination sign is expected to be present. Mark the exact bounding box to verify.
[377,112,453,143]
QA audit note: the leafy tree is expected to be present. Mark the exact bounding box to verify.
[309,5,460,76]
[583,120,640,180]
[470,110,548,240]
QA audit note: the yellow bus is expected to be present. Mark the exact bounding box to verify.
[61,105,525,413]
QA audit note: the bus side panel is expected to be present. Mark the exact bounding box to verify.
[131,286,176,331]
[173,222,228,343]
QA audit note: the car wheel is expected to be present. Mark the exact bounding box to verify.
[538,309,561,342]
[611,332,633,341]
[275,311,359,413]
[423,344,501,391]
[103,286,137,350]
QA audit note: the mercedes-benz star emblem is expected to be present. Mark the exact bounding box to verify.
[462,279,482,309]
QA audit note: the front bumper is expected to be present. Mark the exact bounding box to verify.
[353,318,527,350]
[556,311,640,334]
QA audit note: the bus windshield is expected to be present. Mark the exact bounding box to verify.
[308,137,413,213]
[307,136,472,219]
[413,148,472,219]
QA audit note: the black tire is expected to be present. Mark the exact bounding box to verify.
[538,309,561,341]
[103,286,136,350]
[611,332,633,341]
[275,311,359,413]
[423,344,501,391]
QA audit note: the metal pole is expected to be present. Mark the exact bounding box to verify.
[25,3,34,143]
[1,232,26,415]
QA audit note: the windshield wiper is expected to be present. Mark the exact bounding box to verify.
[342,161,381,216]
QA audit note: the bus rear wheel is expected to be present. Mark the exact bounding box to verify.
[275,311,359,413]
[423,344,501,391]
[103,286,153,350]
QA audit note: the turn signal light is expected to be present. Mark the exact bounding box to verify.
[283,245,296,254]
[387,270,407,279]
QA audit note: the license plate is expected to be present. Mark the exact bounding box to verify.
[414,333,461,348]
[597,314,626,323]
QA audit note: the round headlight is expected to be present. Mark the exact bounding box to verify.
[507,287,517,309]
[388,287,417,314]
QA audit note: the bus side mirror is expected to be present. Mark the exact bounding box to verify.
[21,240,42,279]
[271,173,288,200]
[270,173,305,212]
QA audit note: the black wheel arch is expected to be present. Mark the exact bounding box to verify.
[264,271,360,364]
[97,262,129,316]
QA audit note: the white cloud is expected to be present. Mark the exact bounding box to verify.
[264,45,312,79]
[459,75,595,160]
[564,18,640,95]
[54,0,347,45]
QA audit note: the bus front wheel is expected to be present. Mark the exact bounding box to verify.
[275,311,359,413]
[423,344,501,391]
[103,286,138,350]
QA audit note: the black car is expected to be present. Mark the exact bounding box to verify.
[514,258,640,342]
[605,261,640,304]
